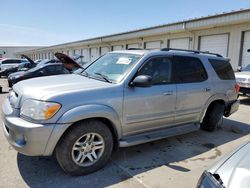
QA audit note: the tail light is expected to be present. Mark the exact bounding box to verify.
[235,83,240,94]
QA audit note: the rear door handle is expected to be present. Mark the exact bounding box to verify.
[162,91,173,96]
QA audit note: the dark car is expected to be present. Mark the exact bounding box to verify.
[0,55,37,77]
[8,53,83,87]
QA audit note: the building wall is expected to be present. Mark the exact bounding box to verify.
[18,21,250,70]
[0,46,42,58]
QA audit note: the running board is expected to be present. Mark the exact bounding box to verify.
[119,123,200,147]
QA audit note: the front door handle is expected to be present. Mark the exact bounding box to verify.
[162,91,173,96]
[204,88,211,92]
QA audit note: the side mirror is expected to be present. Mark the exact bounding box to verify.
[237,66,242,72]
[130,75,152,88]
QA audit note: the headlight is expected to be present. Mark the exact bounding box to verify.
[197,171,224,188]
[20,99,61,120]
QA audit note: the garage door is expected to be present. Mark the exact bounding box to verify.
[48,52,51,59]
[127,43,139,49]
[199,34,229,57]
[169,38,190,49]
[81,49,89,62]
[74,49,81,56]
[68,50,74,57]
[241,31,250,68]
[112,45,123,51]
[90,48,99,62]
[145,41,161,50]
[101,47,110,56]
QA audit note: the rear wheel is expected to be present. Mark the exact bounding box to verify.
[55,120,113,176]
[201,103,225,132]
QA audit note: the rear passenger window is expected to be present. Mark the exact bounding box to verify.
[173,56,208,83]
[137,57,172,85]
[4,60,21,64]
[44,66,56,73]
[209,59,235,80]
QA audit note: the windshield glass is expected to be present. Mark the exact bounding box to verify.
[84,53,142,83]
[18,62,29,68]
[243,64,250,71]
[27,59,51,72]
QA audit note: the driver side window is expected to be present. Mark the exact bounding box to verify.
[137,57,172,85]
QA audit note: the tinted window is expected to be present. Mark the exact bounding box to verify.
[2,60,21,64]
[55,65,63,72]
[173,56,207,83]
[209,59,235,80]
[44,65,56,74]
[137,57,172,85]
[54,65,68,73]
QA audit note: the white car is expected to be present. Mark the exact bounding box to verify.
[0,58,28,73]
[235,64,250,95]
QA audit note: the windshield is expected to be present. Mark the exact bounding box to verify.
[243,64,250,71]
[18,62,29,68]
[27,59,51,72]
[84,53,142,83]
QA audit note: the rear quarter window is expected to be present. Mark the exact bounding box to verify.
[209,59,235,80]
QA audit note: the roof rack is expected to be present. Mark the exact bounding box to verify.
[127,48,143,50]
[161,48,223,57]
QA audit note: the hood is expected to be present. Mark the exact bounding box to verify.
[13,74,112,100]
[21,54,35,65]
[8,71,26,78]
[55,52,83,69]
[210,141,250,188]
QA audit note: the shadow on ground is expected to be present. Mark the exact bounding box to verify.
[17,118,250,187]
[239,96,250,105]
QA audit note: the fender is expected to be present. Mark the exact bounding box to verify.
[57,104,122,137]
[199,93,228,123]
[44,104,122,156]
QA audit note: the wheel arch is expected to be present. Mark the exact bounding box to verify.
[199,95,227,123]
[44,104,122,155]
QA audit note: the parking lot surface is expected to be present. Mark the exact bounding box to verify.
[0,78,249,188]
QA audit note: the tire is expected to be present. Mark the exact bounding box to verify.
[55,120,113,176]
[201,103,225,132]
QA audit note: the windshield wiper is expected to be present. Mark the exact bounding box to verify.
[94,72,112,83]
[81,70,89,77]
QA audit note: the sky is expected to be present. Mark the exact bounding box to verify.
[1,0,250,46]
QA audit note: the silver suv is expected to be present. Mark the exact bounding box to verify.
[1,48,239,175]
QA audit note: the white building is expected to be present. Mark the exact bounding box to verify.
[0,46,42,58]
[16,8,250,70]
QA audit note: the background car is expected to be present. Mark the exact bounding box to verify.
[0,55,36,77]
[8,53,83,87]
[0,58,28,77]
[197,140,250,188]
[235,64,250,95]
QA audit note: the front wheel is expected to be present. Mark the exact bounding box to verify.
[55,120,113,176]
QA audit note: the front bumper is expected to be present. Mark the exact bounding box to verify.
[1,98,57,156]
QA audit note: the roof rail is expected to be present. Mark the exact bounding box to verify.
[161,48,223,57]
[127,48,143,50]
